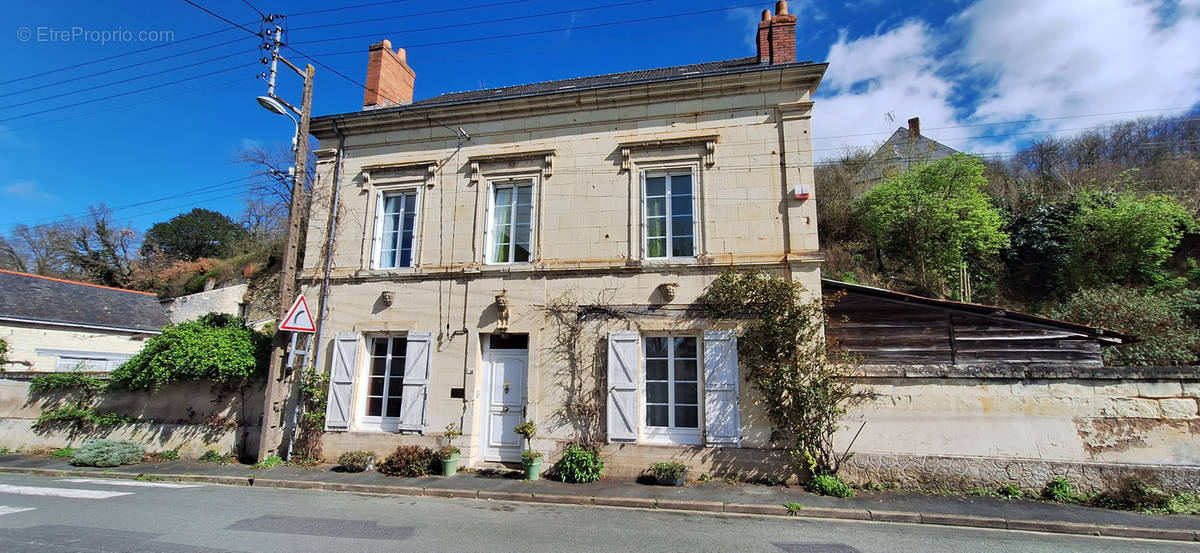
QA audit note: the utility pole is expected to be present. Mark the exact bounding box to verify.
[254,15,314,462]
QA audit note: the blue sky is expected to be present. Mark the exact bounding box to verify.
[2,0,1198,235]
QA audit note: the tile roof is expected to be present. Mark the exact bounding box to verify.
[853,128,960,185]
[314,57,822,120]
[0,270,167,333]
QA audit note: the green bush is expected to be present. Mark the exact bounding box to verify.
[555,443,604,483]
[1042,477,1076,502]
[35,406,133,429]
[1054,286,1200,365]
[251,454,283,469]
[71,439,144,467]
[998,483,1022,499]
[807,474,855,498]
[29,373,107,394]
[649,461,687,482]
[157,449,180,461]
[198,450,228,463]
[337,450,377,472]
[50,447,76,459]
[1065,192,1197,287]
[376,445,435,477]
[110,313,270,392]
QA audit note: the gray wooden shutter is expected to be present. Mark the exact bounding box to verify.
[703,330,741,447]
[397,331,432,432]
[607,330,639,443]
[324,333,360,431]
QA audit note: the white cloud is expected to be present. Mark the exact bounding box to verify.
[2,181,57,202]
[812,0,1200,159]
[958,0,1200,125]
[812,21,961,158]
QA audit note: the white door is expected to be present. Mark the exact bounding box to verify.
[482,343,528,462]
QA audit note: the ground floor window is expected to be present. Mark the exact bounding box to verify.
[643,336,700,444]
[364,336,406,425]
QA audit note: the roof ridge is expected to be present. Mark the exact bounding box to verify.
[427,56,760,101]
[0,269,157,296]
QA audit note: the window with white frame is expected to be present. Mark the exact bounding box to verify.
[363,336,407,425]
[643,170,696,259]
[487,179,535,264]
[374,190,419,269]
[643,336,700,444]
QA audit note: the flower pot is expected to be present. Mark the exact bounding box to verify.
[440,454,459,476]
[522,457,543,481]
[657,475,685,487]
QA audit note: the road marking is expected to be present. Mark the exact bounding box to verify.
[60,478,200,489]
[0,484,132,499]
[0,506,35,516]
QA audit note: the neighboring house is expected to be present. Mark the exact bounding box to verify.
[0,270,166,372]
[296,2,825,474]
[822,279,1127,367]
[850,117,959,198]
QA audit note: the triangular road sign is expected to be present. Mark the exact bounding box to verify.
[279,295,316,333]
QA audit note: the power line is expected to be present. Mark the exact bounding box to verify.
[309,2,767,55]
[0,49,255,112]
[290,0,534,33]
[812,107,1200,141]
[0,63,257,124]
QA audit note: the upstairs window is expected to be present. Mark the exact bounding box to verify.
[643,170,695,259]
[487,180,535,264]
[375,190,418,269]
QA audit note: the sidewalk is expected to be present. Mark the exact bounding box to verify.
[1,454,1197,543]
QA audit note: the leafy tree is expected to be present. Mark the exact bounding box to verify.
[855,153,1009,297]
[1065,192,1197,287]
[698,271,868,476]
[1054,286,1200,366]
[142,208,247,261]
[1000,201,1079,303]
[110,313,269,392]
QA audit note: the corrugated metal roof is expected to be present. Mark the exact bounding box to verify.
[0,270,167,333]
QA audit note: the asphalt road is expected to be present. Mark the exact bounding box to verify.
[0,473,1190,553]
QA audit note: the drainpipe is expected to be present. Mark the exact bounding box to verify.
[310,118,346,371]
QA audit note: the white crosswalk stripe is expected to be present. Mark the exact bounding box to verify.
[0,505,36,516]
[0,484,132,499]
[60,478,200,489]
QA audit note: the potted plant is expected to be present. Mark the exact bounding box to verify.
[650,461,688,486]
[438,422,462,476]
[513,420,541,481]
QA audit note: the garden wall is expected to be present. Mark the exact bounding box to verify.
[0,373,265,459]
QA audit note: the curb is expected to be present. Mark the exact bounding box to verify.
[1,466,1196,543]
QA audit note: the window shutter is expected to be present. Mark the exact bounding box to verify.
[703,330,741,447]
[398,331,432,432]
[606,330,639,443]
[324,333,360,431]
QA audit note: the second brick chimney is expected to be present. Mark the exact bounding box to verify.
[363,39,415,110]
[757,1,797,65]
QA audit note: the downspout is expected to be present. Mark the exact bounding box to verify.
[310,118,346,371]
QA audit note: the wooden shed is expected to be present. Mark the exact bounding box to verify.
[822,279,1127,366]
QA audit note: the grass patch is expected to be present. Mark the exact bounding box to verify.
[784,502,804,515]
[251,454,283,470]
[51,447,76,459]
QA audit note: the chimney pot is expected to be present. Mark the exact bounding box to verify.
[908,117,921,138]
[761,9,771,20]
[756,2,797,65]
[776,0,788,15]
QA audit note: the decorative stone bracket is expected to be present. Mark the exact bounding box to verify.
[361,159,439,188]
[618,134,719,171]
[468,149,555,186]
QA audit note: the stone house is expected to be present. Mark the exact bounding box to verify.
[298,2,826,475]
[0,270,166,373]
[850,116,959,199]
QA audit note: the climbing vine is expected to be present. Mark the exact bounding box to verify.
[697,270,869,476]
[542,292,629,449]
[292,367,329,462]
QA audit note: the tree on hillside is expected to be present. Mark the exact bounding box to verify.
[142,208,247,261]
[61,206,137,288]
[1065,192,1197,287]
[854,153,1009,297]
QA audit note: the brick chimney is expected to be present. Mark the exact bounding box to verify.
[756,1,797,65]
[908,117,921,138]
[363,39,415,110]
